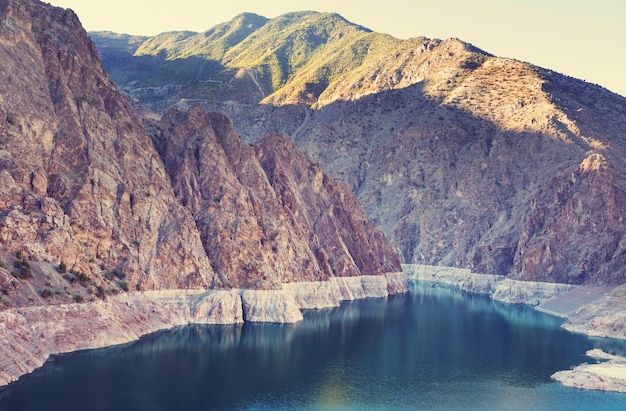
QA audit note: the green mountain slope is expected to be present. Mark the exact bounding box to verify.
[92,12,476,108]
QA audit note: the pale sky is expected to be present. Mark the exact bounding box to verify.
[47,0,626,97]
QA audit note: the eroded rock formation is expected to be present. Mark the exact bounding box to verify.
[0,0,215,293]
[0,0,402,308]
[149,106,402,289]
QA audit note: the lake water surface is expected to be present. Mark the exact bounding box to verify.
[1,281,626,410]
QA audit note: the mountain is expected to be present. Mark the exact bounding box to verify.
[0,0,215,293]
[92,12,626,285]
[0,0,407,385]
[0,0,402,306]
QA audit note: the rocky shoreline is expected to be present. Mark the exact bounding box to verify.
[403,264,576,305]
[4,264,626,393]
[0,272,407,387]
[552,349,626,394]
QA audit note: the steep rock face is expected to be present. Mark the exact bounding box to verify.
[514,153,626,284]
[0,0,404,310]
[150,106,402,289]
[0,0,215,297]
[152,106,319,289]
[294,64,626,285]
[255,130,401,278]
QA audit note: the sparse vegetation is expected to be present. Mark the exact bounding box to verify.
[73,270,93,286]
[73,294,84,303]
[5,112,15,126]
[41,288,54,299]
[119,280,130,292]
[57,261,67,273]
[95,285,106,299]
[92,11,416,108]
[12,260,32,280]
[105,268,126,281]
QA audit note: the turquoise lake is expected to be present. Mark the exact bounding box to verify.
[1,281,626,410]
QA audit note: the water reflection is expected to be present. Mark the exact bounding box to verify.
[2,281,626,411]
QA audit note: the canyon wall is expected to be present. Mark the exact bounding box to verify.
[0,0,407,386]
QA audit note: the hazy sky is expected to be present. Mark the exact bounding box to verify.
[47,0,626,97]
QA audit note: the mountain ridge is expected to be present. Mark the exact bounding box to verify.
[92,11,626,285]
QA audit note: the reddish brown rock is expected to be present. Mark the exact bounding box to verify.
[0,0,403,308]
[0,0,406,387]
[0,0,216,296]
[255,131,402,278]
[150,106,402,289]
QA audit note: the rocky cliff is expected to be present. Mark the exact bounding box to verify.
[149,105,402,290]
[0,0,407,386]
[0,0,402,309]
[94,12,626,285]
[0,0,215,296]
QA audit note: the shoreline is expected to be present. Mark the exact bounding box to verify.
[552,349,626,393]
[4,265,626,394]
[0,272,408,387]
[403,264,626,395]
[402,264,576,305]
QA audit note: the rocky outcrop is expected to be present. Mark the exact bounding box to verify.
[149,106,403,290]
[552,349,626,393]
[0,0,215,293]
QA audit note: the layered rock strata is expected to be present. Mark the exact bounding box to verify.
[404,264,575,305]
